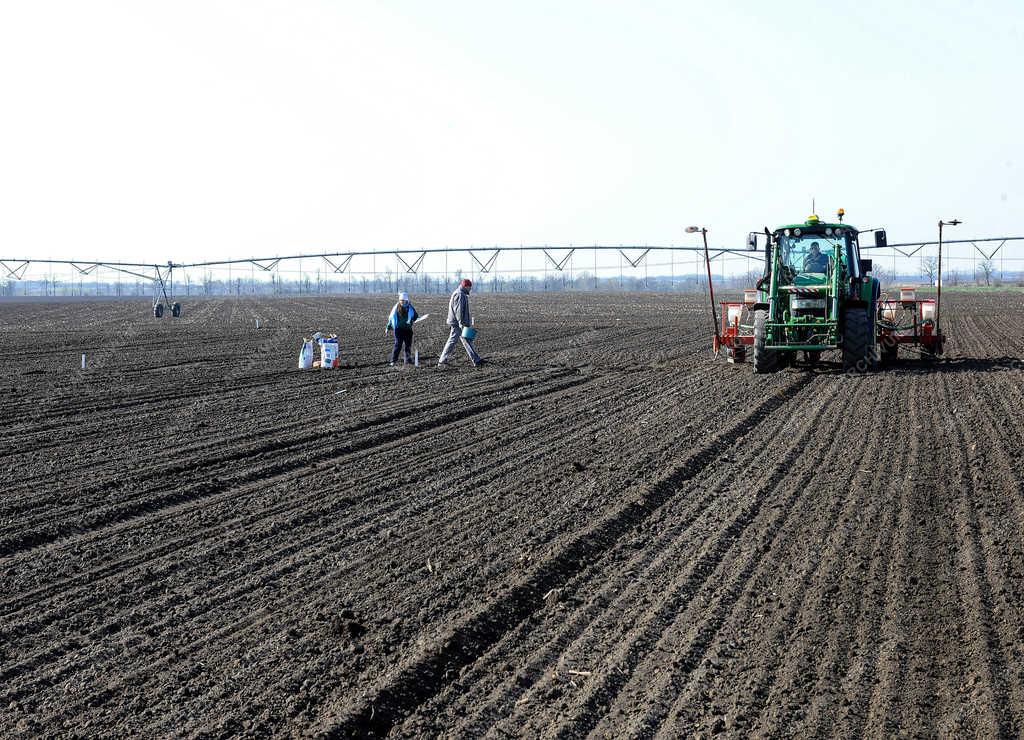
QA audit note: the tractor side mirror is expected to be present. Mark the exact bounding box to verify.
[859,259,873,275]
[746,232,758,251]
[874,229,887,249]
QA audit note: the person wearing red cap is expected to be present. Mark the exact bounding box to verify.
[438,278,483,366]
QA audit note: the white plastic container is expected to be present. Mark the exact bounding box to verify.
[320,341,339,369]
[298,341,313,370]
[743,289,758,304]
[726,305,743,325]
[921,301,936,321]
[900,287,916,301]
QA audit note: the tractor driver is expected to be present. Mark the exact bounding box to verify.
[803,241,831,273]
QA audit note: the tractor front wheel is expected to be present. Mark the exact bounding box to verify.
[752,309,778,374]
[842,308,871,373]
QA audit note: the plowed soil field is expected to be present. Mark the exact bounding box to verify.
[2,291,1024,737]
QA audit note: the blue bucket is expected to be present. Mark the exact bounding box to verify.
[461,326,477,340]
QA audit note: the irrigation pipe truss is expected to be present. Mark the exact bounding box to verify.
[2,236,1023,283]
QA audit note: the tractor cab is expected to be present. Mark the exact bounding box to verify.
[772,216,860,289]
[778,234,838,283]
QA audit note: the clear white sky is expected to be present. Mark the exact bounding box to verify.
[1,0,1021,265]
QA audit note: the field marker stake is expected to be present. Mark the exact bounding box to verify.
[81,353,87,370]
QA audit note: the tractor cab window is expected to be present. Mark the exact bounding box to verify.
[778,233,847,277]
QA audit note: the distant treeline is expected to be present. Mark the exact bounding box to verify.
[3,268,1021,298]
[2,271,755,297]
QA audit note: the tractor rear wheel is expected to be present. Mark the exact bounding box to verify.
[752,309,778,373]
[842,308,871,373]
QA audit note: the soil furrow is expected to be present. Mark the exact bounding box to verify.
[0,371,589,556]
[312,372,815,736]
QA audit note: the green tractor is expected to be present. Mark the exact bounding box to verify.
[749,210,881,373]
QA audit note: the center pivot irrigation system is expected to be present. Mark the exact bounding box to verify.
[0,244,763,317]
[697,211,1012,372]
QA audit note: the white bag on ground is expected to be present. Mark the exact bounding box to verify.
[298,340,314,369]
[320,339,339,369]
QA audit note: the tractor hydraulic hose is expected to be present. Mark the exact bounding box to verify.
[830,242,840,323]
[767,235,780,331]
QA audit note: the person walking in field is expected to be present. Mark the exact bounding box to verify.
[438,278,484,367]
[385,291,419,366]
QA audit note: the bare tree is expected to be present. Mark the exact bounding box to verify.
[947,268,960,286]
[920,256,938,285]
[979,259,995,286]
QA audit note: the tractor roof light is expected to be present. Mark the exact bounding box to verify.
[794,228,802,236]
[825,227,833,236]
[837,207,845,222]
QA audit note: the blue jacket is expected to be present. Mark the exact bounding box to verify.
[386,302,418,330]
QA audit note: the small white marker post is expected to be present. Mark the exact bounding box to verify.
[255,319,261,329]
[81,353,87,370]
[414,350,419,367]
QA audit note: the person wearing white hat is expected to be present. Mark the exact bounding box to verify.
[385,291,419,366]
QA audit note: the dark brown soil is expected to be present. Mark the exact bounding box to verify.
[1,291,1023,737]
